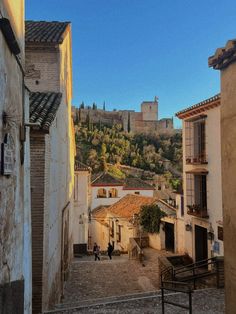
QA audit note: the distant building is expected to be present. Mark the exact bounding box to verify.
[0,2,32,312]
[176,94,223,261]
[72,97,174,134]
[25,21,75,313]
[91,172,155,210]
[90,194,156,252]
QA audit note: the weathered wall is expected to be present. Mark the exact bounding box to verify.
[41,27,75,311]
[220,61,236,313]
[0,1,32,313]
[25,48,60,92]
[141,101,158,121]
[30,133,45,314]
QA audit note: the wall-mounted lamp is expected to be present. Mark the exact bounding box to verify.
[185,223,192,232]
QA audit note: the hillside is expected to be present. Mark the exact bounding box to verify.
[75,123,182,178]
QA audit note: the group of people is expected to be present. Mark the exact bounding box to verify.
[93,242,114,261]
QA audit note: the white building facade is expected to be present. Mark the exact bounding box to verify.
[176,94,224,262]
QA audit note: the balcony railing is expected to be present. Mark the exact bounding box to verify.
[185,154,207,165]
[187,204,209,218]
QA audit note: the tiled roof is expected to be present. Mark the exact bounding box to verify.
[25,21,70,44]
[92,173,124,186]
[123,177,154,190]
[209,39,236,70]
[92,206,109,219]
[154,189,177,201]
[29,92,62,131]
[175,94,220,119]
[106,194,156,219]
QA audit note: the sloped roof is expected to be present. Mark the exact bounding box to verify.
[209,38,236,70]
[154,189,177,201]
[91,172,124,186]
[123,177,154,190]
[157,199,176,216]
[106,194,156,219]
[92,206,109,219]
[25,21,70,44]
[176,94,220,119]
[29,92,62,131]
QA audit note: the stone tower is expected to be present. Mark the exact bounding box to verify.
[141,96,158,121]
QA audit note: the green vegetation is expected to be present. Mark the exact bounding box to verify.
[139,204,167,233]
[75,122,182,176]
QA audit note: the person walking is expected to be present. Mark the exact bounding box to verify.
[107,242,113,260]
[93,243,100,261]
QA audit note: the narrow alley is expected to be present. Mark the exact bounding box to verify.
[45,249,225,314]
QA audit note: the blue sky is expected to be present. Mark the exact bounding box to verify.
[26,0,236,127]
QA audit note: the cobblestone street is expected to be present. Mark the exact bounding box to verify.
[62,248,163,305]
[44,248,225,314]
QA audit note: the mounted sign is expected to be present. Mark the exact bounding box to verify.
[1,133,14,175]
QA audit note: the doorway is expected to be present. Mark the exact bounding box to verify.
[165,222,175,252]
[195,225,208,262]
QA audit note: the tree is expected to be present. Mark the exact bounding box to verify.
[139,204,167,233]
[80,101,85,109]
[92,102,97,110]
[127,112,131,133]
[103,101,106,111]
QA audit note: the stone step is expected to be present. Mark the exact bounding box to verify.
[44,290,162,313]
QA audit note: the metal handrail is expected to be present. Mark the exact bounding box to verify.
[174,256,216,273]
[161,280,193,314]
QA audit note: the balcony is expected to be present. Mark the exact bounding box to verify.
[185,154,207,165]
[187,204,209,218]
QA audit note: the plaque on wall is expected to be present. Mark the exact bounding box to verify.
[1,133,14,175]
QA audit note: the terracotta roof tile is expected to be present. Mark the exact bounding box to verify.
[106,194,156,219]
[209,39,236,70]
[25,21,70,44]
[29,92,62,131]
[92,206,109,219]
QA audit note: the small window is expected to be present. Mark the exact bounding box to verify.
[117,225,121,242]
[108,188,118,198]
[218,226,223,241]
[97,188,107,198]
[134,191,140,195]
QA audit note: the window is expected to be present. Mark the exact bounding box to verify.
[185,117,207,164]
[186,173,208,218]
[108,188,118,198]
[117,225,121,242]
[110,221,114,238]
[97,188,107,198]
[218,226,223,241]
[181,195,184,217]
[134,191,140,195]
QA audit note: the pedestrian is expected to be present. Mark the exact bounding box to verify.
[93,242,100,261]
[107,242,113,260]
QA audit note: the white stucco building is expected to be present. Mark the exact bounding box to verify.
[91,173,154,210]
[0,1,32,313]
[176,94,224,261]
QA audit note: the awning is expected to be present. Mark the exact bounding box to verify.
[186,168,208,174]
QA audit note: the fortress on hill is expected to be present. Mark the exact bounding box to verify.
[72,97,174,133]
